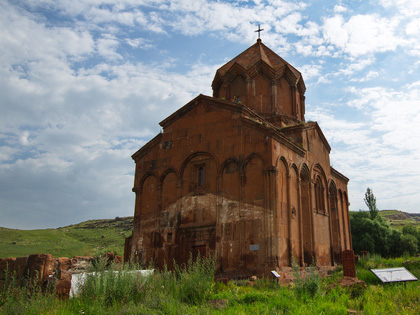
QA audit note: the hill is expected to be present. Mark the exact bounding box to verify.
[0,216,133,259]
[379,210,420,229]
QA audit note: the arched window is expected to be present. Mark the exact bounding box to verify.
[315,176,325,213]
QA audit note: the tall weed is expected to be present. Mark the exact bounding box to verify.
[78,256,146,306]
[0,270,58,315]
[291,256,320,298]
[174,254,216,305]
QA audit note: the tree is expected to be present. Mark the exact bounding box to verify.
[351,188,420,257]
[364,187,378,220]
[402,225,420,253]
[350,211,391,256]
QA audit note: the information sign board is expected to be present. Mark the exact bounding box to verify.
[370,267,418,283]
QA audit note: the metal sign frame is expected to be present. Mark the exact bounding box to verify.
[370,267,418,283]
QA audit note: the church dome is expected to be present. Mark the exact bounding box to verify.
[212,39,306,125]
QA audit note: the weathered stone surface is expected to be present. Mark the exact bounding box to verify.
[24,254,54,283]
[115,255,123,264]
[0,254,122,298]
[342,250,357,278]
[0,257,16,280]
[14,257,28,278]
[70,256,94,274]
[56,257,71,275]
[55,271,72,298]
[127,39,352,278]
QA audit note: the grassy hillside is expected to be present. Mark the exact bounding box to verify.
[379,210,420,229]
[0,216,133,259]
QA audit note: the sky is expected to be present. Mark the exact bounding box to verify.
[1,0,420,230]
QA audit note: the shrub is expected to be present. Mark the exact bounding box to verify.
[78,256,147,306]
[174,254,216,305]
[291,257,320,298]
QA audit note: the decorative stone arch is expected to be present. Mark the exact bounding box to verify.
[221,157,241,174]
[221,157,241,200]
[160,168,179,183]
[288,162,301,264]
[180,151,221,178]
[290,163,299,176]
[180,151,220,196]
[243,153,265,206]
[243,153,265,171]
[219,63,247,85]
[299,163,310,181]
[276,155,289,215]
[299,162,313,265]
[281,66,300,89]
[249,61,276,80]
[312,164,327,214]
[311,163,327,184]
[275,155,289,176]
[160,168,179,211]
[212,63,248,101]
[139,172,159,190]
[227,74,248,104]
[328,180,341,264]
[139,172,159,216]
[327,179,337,210]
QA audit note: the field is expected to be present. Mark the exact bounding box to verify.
[2,212,420,313]
[1,255,420,314]
[0,217,133,258]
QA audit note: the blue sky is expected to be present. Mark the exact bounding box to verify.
[1,0,420,229]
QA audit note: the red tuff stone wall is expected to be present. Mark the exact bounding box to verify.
[0,252,123,297]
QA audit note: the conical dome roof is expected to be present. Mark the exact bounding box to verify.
[211,39,306,123]
[213,39,303,89]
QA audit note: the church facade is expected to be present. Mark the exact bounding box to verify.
[125,39,352,277]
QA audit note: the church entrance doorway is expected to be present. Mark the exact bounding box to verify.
[192,244,207,260]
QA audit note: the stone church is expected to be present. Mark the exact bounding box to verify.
[125,39,352,277]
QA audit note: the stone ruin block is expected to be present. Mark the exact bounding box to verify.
[24,254,55,284]
[342,249,356,278]
[55,257,72,298]
[0,257,16,280]
[0,252,123,298]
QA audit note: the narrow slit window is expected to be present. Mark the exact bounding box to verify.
[198,166,204,186]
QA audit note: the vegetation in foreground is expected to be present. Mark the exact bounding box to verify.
[1,254,420,314]
[0,217,133,258]
[351,188,420,257]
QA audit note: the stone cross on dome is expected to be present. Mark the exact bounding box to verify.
[255,24,264,39]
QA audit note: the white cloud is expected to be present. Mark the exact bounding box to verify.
[299,64,323,81]
[322,14,401,57]
[350,70,380,82]
[405,19,420,35]
[337,57,375,76]
[379,0,420,17]
[2,0,420,228]
[125,38,154,49]
[333,5,347,13]
[96,34,122,60]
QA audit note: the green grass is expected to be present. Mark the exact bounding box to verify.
[378,210,420,230]
[0,217,133,258]
[2,255,420,314]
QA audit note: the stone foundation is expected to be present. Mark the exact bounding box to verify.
[0,252,122,298]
